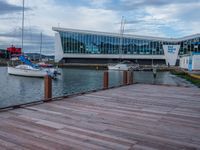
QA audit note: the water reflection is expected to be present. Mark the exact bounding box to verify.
[0,67,194,108]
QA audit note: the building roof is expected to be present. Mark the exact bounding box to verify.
[52,27,200,42]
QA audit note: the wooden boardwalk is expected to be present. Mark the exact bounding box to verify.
[0,84,200,150]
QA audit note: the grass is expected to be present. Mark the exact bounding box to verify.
[171,70,200,88]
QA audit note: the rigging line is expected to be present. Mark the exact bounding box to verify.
[22,0,25,53]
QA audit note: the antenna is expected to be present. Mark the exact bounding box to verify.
[22,0,25,53]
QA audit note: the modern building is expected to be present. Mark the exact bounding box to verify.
[180,52,200,71]
[53,27,200,66]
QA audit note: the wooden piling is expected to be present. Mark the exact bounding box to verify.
[123,71,128,85]
[127,71,133,84]
[44,75,52,101]
[103,71,109,89]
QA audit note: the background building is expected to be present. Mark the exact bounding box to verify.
[0,46,22,59]
[180,52,200,71]
[53,27,200,66]
[0,49,8,58]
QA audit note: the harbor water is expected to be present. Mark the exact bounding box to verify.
[0,67,195,108]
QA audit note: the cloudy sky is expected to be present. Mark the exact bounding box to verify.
[0,0,200,55]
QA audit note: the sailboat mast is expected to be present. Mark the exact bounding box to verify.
[119,16,125,62]
[152,51,153,66]
[21,0,25,53]
[39,32,43,61]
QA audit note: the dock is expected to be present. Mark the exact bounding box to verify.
[0,84,200,150]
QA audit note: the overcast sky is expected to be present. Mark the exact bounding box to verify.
[0,0,200,55]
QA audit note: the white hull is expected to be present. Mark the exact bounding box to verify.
[8,66,47,77]
[108,61,139,71]
[108,62,135,71]
[108,65,130,71]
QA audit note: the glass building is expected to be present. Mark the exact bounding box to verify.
[53,27,200,65]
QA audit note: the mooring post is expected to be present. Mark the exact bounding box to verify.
[103,71,109,89]
[44,75,52,101]
[123,71,128,85]
[127,71,130,85]
[127,71,133,84]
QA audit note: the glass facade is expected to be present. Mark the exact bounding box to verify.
[59,31,200,56]
[179,37,200,55]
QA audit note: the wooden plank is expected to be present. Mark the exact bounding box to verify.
[0,138,28,150]
[0,84,199,149]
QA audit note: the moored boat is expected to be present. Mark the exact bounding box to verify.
[7,0,58,79]
[108,61,139,71]
[108,63,131,71]
[7,65,48,77]
[8,55,59,78]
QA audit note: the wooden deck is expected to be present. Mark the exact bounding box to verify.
[0,84,200,150]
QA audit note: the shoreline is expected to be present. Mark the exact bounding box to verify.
[170,69,200,87]
[0,60,180,71]
[1,59,199,73]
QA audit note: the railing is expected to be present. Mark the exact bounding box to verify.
[44,70,134,101]
[0,70,134,111]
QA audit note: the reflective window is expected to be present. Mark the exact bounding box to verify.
[59,31,200,55]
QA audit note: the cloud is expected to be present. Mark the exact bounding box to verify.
[105,0,200,37]
[175,4,200,22]
[0,0,30,15]
[106,0,200,11]
[0,0,199,54]
[0,0,22,14]
[144,1,200,36]
[0,26,54,54]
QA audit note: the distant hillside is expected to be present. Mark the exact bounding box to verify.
[25,53,54,60]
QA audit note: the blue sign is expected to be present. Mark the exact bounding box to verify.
[188,56,192,71]
[192,42,200,45]
[168,46,176,54]
[192,52,200,55]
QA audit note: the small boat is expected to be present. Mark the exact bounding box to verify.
[108,63,131,71]
[108,61,139,71]
[8,56,58,78]
[108,17,139,71]
[7,1,58,79]
[7,65,49,78]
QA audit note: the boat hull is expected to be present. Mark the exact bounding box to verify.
[108,64,133,71]
[108,66,130,71]
[8,66,47,77]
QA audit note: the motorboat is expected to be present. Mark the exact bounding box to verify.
[108,61,139,71]
[108,17,139,71]
[108,63,131,71]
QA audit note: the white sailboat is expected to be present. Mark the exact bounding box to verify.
[7,0,57,78]
[8,55,57,77]
[8,65,48,77]
[108,17,136,71]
